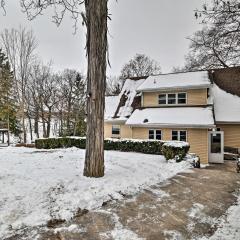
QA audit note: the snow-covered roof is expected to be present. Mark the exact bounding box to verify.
[126,107,215,128]
[105,96,119,120]
[137,71,211,92]
[105,78,146,122]
[211,84,240,123]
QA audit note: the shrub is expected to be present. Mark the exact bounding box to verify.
[162,141,190,162]
[35,137,190,159]
[35,137,164,155]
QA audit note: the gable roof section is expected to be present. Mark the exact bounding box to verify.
[210,67,240,97]
[211,84,240,123]
[105,77,146,122]
[137,71,211,92]
[126,107,215,128]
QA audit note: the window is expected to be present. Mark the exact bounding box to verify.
[167,93,176,104]
[112,125,120,135]
[158,94,166,104]
[179,131,187,141]
[149,130,155,139]
[156,130,162,140]
[172,131,179,141]
[158,93,187,105]
[172,130,187,141]
[177,93,187,104]
[149,129,162,140]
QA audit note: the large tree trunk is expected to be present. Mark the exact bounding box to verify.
[83,0,108,178]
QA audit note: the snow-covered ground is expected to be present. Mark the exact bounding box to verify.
[200,193,240,240]
[0,147,191,239]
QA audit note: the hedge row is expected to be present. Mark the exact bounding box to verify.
[35,137,164,155]
[35,137,190,160]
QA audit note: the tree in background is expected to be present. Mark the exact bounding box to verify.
[1,0,108,177]
[59,70,86,136]
[106,76,122,96]
[185,0,240,70]
[0,49,20,136]
[1,26,38,142]
[120,53,161,80]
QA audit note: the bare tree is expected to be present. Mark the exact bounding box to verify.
[120,53,161,80]
[106,76,122,96]
[1,26,38,142]
[1,0,108,177]
[27,61,52,138]
[59,69,86,136]
[185,0,240,70]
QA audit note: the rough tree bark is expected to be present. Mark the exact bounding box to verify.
[83,0,108,178]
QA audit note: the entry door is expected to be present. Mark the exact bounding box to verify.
[208,131,224,163]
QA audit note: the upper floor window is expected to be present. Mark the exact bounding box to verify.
[158,94,166,104]
[158,92,187,105]
[112,125,120,135]
[177,93,187,104]
[149,129,162,140]
[172,130,187,142]
[168,93,176,104]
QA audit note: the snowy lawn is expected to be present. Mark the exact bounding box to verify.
[0,147,191,238]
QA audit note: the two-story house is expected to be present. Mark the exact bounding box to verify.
[104,67,240,164]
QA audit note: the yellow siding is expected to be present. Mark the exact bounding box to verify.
[131,127,209,164]
[104,123,132,139]
[187,129,209,164]
[217,124,240,148]
[143,89,208,107]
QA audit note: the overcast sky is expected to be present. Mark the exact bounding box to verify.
[0,0,204,75]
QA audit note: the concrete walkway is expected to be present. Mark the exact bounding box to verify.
[6,161,240,240]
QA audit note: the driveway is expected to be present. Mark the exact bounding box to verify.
[6,161,240,240]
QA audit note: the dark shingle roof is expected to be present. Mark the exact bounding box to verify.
[210,67,240,97]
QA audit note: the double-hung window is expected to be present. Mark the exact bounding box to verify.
[112,125,120,135]
[158,94,167,104]
[149,129,162,140]
[167,93,176,104]
[158,93,187,105]
[177,93,187,104]
[172,130,187,142]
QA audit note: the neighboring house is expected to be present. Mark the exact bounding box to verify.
[104,67,240,164]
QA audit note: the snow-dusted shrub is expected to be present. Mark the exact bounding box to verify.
[162,141,190,162]
[35,137,164,155]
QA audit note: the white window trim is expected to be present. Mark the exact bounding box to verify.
[158,92,187,106]
[172,130,188,141]
[149,129,162,140]
[112,125,121,136]
[177,92,187,104]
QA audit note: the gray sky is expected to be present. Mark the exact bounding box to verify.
[0,0,204,75]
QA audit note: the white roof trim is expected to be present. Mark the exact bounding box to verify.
[137,84,211,92]
[126,123,215,129]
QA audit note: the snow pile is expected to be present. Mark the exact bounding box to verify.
[105,78,145,121]
[163,141,189,148]
[126,107,215,128]
[211,84,240,122]
[0,147,191,238]
[137,71,210,92]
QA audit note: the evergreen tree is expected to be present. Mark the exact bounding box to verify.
[0,49,21,136]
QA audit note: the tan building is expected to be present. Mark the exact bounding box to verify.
[105,68,240,164]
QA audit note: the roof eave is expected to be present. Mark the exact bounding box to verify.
[125,123,216,129]
[216,121,240,125]
[104,119,127,124]
[137,84,212,93]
